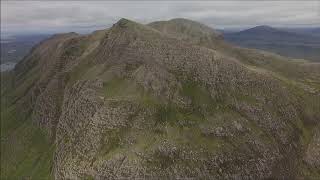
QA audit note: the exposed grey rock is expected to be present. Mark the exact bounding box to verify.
[6,18,319,179]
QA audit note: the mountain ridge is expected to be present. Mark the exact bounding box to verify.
[1,18,320,179]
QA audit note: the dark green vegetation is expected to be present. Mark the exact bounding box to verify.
[223,25,320,62]
[1,72,54,179]
[1,18,320,179]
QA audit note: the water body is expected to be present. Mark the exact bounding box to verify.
[0,62,16,72]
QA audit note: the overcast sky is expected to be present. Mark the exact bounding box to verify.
[1,1,319,35]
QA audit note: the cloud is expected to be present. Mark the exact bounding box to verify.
[1,1,319,34]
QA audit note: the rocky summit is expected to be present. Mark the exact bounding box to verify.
[1,18,320,179]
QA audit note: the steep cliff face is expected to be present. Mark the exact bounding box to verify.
[1,18,319,179]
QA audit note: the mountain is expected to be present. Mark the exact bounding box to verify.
[1,18,320,179]
[223,25,320,62]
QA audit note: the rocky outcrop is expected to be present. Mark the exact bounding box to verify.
[304,127,320,169]
[8,18,320,179]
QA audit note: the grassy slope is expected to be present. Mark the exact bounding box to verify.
[1,72,54,179]
[68,20,320,177]
[1,19,319,178]
[97,76,272,169]
[0,32,102,179]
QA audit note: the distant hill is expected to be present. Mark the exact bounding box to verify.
[281,27,320,37]
[223,26,320,61]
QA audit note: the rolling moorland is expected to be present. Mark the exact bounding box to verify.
[223,26,320,62]
[282,27,320,37]
[1,18,320,179]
